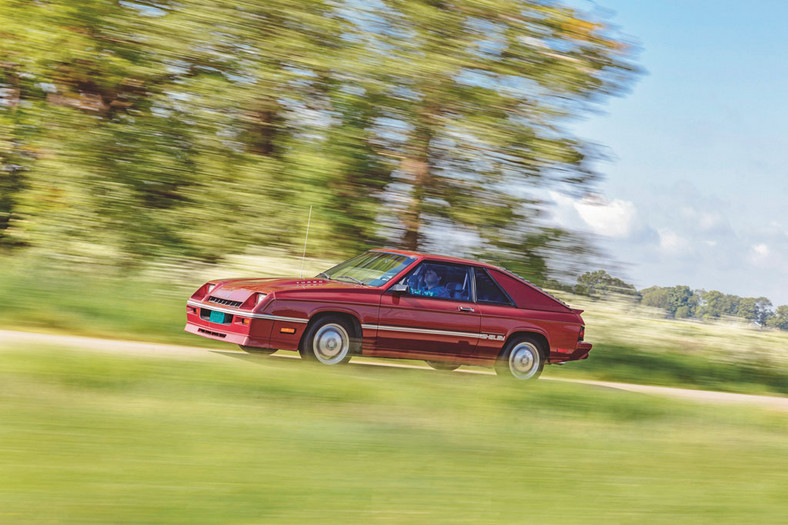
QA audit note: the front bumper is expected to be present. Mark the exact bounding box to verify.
[184,299,275,348]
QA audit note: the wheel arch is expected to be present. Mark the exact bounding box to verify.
[299,310,363,353]
[501,330,550,360]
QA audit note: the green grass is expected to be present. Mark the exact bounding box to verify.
[2,253,788,395]
[553,296,788,395]
[550,343,788,395]
[0,257,201,345]
[0,250,331,346]
[0,344,786,524]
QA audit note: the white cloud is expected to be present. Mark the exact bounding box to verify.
[548,192,640,239]
[752,243,770,258]
[748,242,782,269]
[547,183,788,303]
[575,196,638,238]
[658,229,691,254]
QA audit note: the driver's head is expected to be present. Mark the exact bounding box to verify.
[424,268,440,288]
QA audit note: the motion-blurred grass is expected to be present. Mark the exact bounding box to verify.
[0,343,786,524]
[558,296,788,395]
[0,250,331,346]
[1,252,788,394]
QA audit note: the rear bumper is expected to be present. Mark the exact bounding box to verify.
[574,341,592,360]
[550,341,592,363]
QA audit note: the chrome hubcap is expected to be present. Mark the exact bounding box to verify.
[313,323,349,365]
[509,342,540,379]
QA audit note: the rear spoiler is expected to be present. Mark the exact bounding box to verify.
[571,308,584,314]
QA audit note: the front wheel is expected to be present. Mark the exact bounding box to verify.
[495,337,545,380]
[425,361,460,371]
[299,316,355,365]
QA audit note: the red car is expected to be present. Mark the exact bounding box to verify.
[185,249,591,379]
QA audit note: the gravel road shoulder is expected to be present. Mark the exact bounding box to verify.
[2,329,786,412]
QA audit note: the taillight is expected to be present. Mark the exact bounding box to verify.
[192,282,217,300]
[579,326,585,341]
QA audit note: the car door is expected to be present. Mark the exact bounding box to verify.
[473,267,518,360]
[376,261,481,357]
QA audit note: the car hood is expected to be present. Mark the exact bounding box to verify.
[209,277,363,301]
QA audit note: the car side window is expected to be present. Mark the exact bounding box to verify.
[475,268,512,306]
[400,262,472,301]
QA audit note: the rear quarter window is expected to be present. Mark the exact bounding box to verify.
[488,269,570,313]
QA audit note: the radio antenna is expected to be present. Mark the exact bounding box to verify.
[299,205,313,278]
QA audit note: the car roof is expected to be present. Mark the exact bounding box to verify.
[371,248,573,310]
[371,248,497,269]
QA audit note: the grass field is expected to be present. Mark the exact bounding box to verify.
[0,343,786,524]
[1,251,787,395]
[554,297,788,395]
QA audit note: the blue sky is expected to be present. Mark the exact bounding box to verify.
[554,0,788,304]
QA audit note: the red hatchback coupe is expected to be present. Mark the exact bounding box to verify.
[185,249,591,380]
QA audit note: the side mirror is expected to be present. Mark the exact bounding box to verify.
[390,283,409,294]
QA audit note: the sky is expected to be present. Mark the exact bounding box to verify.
[552,0,788,305]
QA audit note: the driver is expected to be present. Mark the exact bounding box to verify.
[420,267,449,298]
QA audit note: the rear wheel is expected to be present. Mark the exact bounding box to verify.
[495,337,545,380]
[299,315,355,365]
[238,345,276,356]
[425,361,460,371]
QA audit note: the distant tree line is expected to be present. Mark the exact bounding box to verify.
[573,270,788,330]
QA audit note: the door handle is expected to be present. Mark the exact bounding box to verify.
[458,306,475,312]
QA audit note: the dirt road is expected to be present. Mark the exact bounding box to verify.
[2,329,786,412]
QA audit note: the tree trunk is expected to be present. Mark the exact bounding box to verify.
[248,99,284,157]
[399,111,435,251]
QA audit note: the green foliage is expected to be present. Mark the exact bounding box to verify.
[0,0,637,279]
[640,286,669,309]
[640,285,699,319]
[736,297,774,327]
[638,285,784,328]
[574,269,639,298]
[674,305,691,319]
[767,305,788,330]
[695,289,742,320]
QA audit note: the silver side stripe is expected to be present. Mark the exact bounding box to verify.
[188,301,504,339]
[362,324,505,341]
[187,300,309,323]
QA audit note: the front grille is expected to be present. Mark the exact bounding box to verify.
[198,328,226,338]
[208,296,243,308]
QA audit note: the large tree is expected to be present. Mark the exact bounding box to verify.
[1,0,636,275]
[339,0,636,279]
[737,297,774,327]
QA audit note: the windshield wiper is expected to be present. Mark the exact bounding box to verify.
[315,272,329,279]
[335,275,366,286]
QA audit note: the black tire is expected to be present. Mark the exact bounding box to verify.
[425,360,460,371]
[495,336,545,380]
[238,345,277,356]
[299,315,356,365]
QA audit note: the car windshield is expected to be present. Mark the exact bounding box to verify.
[318,251,416,287]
